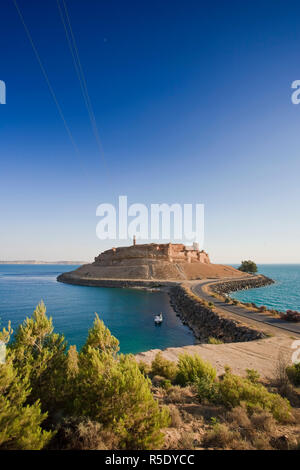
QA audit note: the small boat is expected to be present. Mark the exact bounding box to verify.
[154,313,163,324]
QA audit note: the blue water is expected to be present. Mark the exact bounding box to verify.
[0,265,194,354]
[232,264,300,312]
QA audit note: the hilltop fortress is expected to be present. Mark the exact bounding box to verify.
[58,241,247,285]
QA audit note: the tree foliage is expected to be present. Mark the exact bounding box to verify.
[218,368,292,422]
[176,353,217,386]
[11,301,67,412]
[151,352,178,381]
[238,260,258,273]
[2,303,170,450]
[81,313,119,355]
[72,349,170,449]
[0,326,52,450]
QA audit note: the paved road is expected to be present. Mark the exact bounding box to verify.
[190,279,300,335]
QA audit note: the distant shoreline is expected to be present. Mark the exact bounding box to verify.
[0,261,87,265]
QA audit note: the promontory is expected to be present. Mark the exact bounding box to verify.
[57,241,251,287]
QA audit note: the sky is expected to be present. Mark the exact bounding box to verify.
[0,0,300,263]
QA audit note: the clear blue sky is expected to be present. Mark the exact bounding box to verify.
[1,0,300,263]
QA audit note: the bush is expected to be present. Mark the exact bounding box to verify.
[281,310,300,322]
[250,410,275,432]
[168,406,182,427]
[218,368,292,423]
[176,353,217,386]
[151,352,178,381]
[238,260,258,274]
[49,417,117,450]
[197,376,219,403]
[82,314,119,354]
[138,360,151,377]
[246,369,260,384]
[208,337,223,345]
[0,351,52,450]
[259,306,267,312]
[286,363,300,386]
[202,422,241,449]
[73,350,170,449]
[161,379,172,390]
[4,305,173,450]
[164,385,193,404]
[11,301,67,412]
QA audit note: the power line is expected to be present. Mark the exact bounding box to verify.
[57,0,108,173]
[12,0,81,159]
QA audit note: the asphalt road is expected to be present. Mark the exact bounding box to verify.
[190,279,300,335]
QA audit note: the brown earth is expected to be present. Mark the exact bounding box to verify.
[58,242,248,282]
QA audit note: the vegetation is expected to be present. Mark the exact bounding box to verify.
[208,337,223,345]
[286,363,300,386]
[238,260,258,274]
[151,352,178,381]
[0,303,170,450]
[1,303,300,450]
[0,322,52,450]
[217,367,292,422]
[176,353,217,386]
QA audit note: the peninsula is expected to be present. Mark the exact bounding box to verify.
[57,241,248,286]
[0,260,86,265]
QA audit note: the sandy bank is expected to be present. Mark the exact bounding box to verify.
[135,334,297,381]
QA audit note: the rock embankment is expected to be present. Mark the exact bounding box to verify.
[169,284,265,343]
[210,275,274,296]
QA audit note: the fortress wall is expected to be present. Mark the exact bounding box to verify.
[94,243,211,266]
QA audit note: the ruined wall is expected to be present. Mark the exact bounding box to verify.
[94,243,210,266]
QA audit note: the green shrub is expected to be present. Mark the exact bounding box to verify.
[176,353,217,386]
[286,363,300,386]
[82,314,119,355]
[4,306,172,450]
[208,337,223,345]
[238,260,257,274]
[138,360,151,377]
[218,369,292,423]
[0,349,52,449]
[161,379,172,390]
[246,369,260,384]
[151,352,178,381]
[197,376,219,402]
[11,301,67,412]
[73,350,170,449]
[259,306,267,312]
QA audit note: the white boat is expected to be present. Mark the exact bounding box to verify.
[154,313,163,324]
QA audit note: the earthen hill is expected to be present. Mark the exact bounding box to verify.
[57,242,248,285]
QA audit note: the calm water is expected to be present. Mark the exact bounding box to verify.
[232,264,300,312]
[0,265,194,354]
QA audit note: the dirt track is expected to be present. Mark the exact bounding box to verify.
[136,278,300,380]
